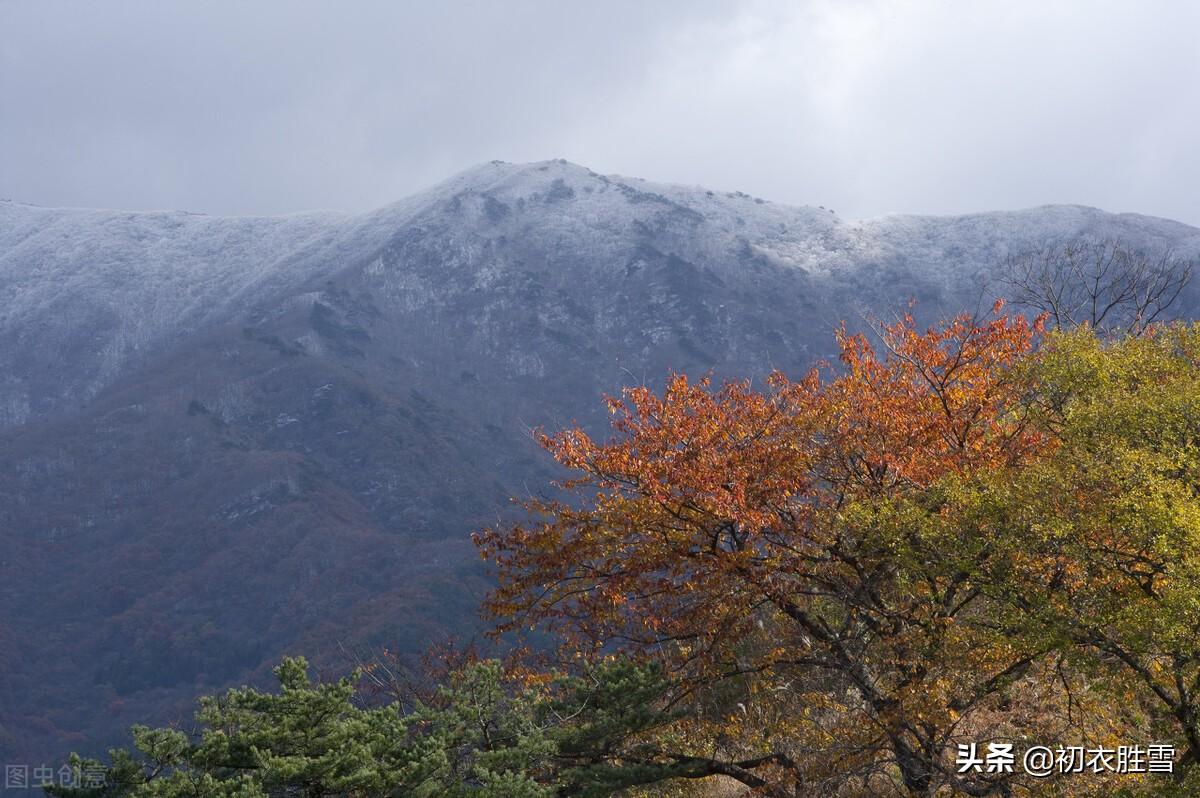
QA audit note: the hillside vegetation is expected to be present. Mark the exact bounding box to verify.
[53,310,1200,797]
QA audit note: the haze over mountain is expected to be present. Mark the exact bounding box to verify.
[3,159,1199,766]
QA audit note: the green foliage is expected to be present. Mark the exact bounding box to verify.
[994,324,1200,766]
[45,657,692,798]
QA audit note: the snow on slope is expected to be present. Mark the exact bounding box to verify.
[3,159,1200,428]
[0,202,344,424]
[862,205,1200,289]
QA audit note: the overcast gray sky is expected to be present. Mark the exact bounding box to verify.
[2,0,1198,224]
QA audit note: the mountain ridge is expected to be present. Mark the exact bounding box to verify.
[9,157,1198,228]
[5,158,1199,431]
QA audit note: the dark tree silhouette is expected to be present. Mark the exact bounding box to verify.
[1001,239,1193,335]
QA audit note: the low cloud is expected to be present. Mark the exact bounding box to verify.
[2,0,1197,225]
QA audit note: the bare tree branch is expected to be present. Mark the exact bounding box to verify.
[1000,239,1193,336]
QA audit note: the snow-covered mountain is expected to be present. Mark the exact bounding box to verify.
[5,159,1197,429]
[2,159,1199,765]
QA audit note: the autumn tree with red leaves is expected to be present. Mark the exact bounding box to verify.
[477,306,1135,796]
